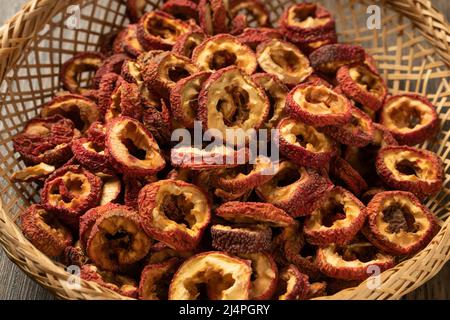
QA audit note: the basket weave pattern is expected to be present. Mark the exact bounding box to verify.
[0,0,449,300]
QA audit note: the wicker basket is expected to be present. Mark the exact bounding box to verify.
[0,0,449,300]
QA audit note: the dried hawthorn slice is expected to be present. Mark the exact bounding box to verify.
[106,116,166,176]
[229,0,269,27]
[256,161,333,217]
[105,79,143,122]
[142,99,173,146]
[286,84,352,127]
[229,14,248,35]
[100,175,122,205]
[238,252,278,300]
[361,187,386,205]
[316,242,395,280]
[336,64,387,111]
[63,241,88,266]
[138,179,211,251]
[93,54,129,87]
[81,264,138,298]
[143,51,198,99]
[304,187,367,246]
[275,265,310,300]
[41,94,101,132]
[114,24,145,58]
[11,163,55,182]
[97,73,121,115]
[277,117,337,168]
[214,156,277,192]
[214,187,253,203]
[87,205,152,272]
[364,191,438,256]
[236,27,282,50]
[162,0,198,22]
[198,66,269,138]
[13,115,77,166]
[126,0,147,23]
[271,222,321,279]
[71,138,112,174]
[302,73,333,88]
[256,39,312,86]
[279,3,335,43]
[380,94,439,146]
[192,34,257,74]
[168,251,252,300]
[211,224,272,254]
[170,71,211,128]
[20,204,73,257]
[329,157,368,196]
[123,175,157,209]
[252,73,289,129]
[320,106,375,147]
[86,121,107,148]
[99,30,120,56]
[309,44,366,74]
[148,242,193,264]
[376,146,443,198]
[171,144,247,170]
[198,0,228,35]
[138,258,180,300]
[137,11,191,51]
[216,201,295,228]
[172,30,206,58]
[296,32,337,55]
[60,52,105,94]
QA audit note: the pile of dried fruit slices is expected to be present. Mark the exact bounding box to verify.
[11,0,444,300]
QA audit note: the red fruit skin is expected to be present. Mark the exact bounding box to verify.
[138,257,180,300]
[71,138,113,174]
[229,0,270,28]
[304,187,367,246]
[286,83,352,127]
[236,27,282,50]
[138,180,211,251]
[375,145,444,198]
[277,265,311,300]
[172,30,206,58]
[198,0,228,35]
[93,53,129,88]
[309,44,366,74]
[380,94,439,146]
[161,0,199,22]
[363,191,439,256]
[330,157,368,196]
[336,64,387,111]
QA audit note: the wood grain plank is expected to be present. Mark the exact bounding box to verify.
[0,0,448,300]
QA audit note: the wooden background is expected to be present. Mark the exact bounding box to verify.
[0,0,448,300]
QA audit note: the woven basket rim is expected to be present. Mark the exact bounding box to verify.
[0,0,449,300]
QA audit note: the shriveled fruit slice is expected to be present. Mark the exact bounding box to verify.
[11,163,55,182]
[309,44,366,74]
[93,53,128,87]
[214,187,253,203]
[320,106,375,147]
[277,117,337,168]
[275,265,310,300]
[106,116,166,176]
[71,137,112,174]
[148,242,193,264]
[20,204,73,257]
[60,52,105,94]
[256,39,312,86]
[41,165,102,227]
[316,242,395,280]
[161,0,198,22]
[87,205,152,272]
[364,191,438,255]
[139,258,180,300]
[256,161,333,217]
[143,51,198,99]
[13,115,77,165]
[192,34,257,74]
[63,241,88,266]
[137,11,191,50]
[337,64,387,111]
[170,71,211,128]
[99,175,122,205]
[81,264,138,298]
[168,251,252,300]
[236,27,282,50]
[138,179,211,251]
[238,252,278,300]
[41,94,101,132]
[216,201,295,227]
[172,30,206,58]
[198,66,269,139]
[113,24,145,57]
[125,0,147,23]
[210,224,272,254]
[304,187,367,246]
[86,121,107,148]
[376,145,443,198]
[228,0,269,27]
[251,73,289,129]
[198,0,228,35]
[380,94,439,146]
[329,157,368,196]
[105,79,143,123]
[286,84,352,127]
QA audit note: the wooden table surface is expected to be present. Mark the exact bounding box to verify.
[0,0,449,300]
